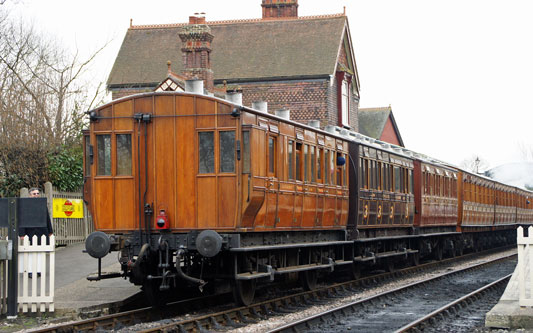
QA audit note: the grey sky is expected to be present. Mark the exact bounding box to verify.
[7,0,533,169]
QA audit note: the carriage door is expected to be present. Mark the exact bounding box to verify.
[265,134,279,227]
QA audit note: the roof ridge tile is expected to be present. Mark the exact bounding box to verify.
[129,13,345,30]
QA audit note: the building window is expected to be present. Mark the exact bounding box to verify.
[341,79,350,127]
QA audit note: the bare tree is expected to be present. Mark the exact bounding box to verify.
[0,9,106,196]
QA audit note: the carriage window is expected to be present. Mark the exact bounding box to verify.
[310,146,316,182]
[242,131,250,174]
[304,145,309,182]
[296,142,302,181]
[325,150,330,184]
[377,162,383,191]
[96,134,111,176]
[116,134,132,176]
[288,140,294,180]
[199,132,215,174]
[394,166,401,192]
[343,154,348,187]
[269,136,276,176]
[317,148,323,182]
[84,135,91,177]
[220,131,235,173]
[329,150,335,185]
[410,170,414,194]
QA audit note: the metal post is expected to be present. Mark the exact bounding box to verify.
[7,198,18,319]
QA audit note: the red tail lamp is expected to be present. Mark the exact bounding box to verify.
[156,209,169,230]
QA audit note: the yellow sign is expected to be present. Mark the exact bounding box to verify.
[52,199,84,219]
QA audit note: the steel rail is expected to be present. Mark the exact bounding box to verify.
[26,246,514,333]
[394,273,512,333]
[140,252,516,333]
[266,254,515,333]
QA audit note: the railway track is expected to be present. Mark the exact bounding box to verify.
[28,247,515,333]
[396,274,511,332]
[267,255,515,333]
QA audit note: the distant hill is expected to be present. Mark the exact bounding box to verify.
[485,162,533,190]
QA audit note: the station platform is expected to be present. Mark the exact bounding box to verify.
[486,250,533,329]
[53,242,141,315]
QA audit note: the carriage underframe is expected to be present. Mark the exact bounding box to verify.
[107,226,515,305]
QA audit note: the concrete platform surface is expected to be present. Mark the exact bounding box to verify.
[53,242,141,313]
[486,250,533,329]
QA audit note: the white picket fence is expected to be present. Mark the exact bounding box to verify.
[17,235,55,312]
[518,226,533,307]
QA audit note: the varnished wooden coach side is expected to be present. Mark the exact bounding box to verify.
[83,92,349,234]
[413,160,458,229]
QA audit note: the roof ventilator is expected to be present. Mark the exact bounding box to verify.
[226,91,243,106]
[185,79,204,94]
[307,120,320,129]
[275,109,290,120]
[252,101,268,113]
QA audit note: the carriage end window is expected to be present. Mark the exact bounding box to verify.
[84,135,92,177]
[242,131,250,174]
[220,131,235,173]
[116,134,132,176]
[96,134,111,176]
[199,132,215,174]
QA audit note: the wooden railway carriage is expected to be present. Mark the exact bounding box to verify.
[346,138,417,269]
[494,181,519,227]
[413,159,460,258]
[83,90,354,304]
[517,188,533,224]
[83,88,532,306]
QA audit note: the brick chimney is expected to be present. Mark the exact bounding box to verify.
[262,0,298,19]
[178,13,214,92]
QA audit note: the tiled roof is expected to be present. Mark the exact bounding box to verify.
[358,107,392,139]
[108,14,347,87]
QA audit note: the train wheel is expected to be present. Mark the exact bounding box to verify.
[456,243,464,256]
[300,270,318,291]
[411,253,420,266]
[350,263,361,280]
[434,245,443,261]
[385,258,395,272]
[233,279,256,306]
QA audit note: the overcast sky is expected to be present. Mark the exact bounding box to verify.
[5,0,533,169]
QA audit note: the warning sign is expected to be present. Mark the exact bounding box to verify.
[52,199,84,219]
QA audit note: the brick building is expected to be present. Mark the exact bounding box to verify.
[107,0,361,131]
[358,106,404,147]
